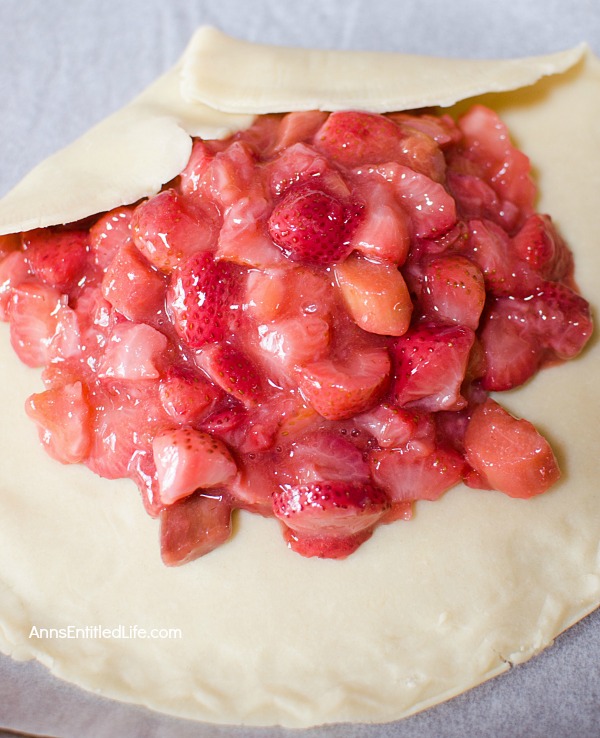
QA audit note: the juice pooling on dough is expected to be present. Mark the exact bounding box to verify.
[0,106,592,564]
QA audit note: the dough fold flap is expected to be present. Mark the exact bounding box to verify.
[0,28,586,236]
[182,27,586,113]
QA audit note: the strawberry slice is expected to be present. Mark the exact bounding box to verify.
[89,206,134,270]
[268,185,356,265]
[160,491,233,565]
[24,229,89,293]
[371,443,466,507]
[168,251,239,349]
[0,251,30,321]
[272,479,390,558]
[198,344,263,407]
[258,314,331,370]
[153,427,237,505]
[158,365,221,423]
[349,181,411,264]
[512,213,573,281]
[368,164,457,239]
[26,381,92,464]
[97,323,168,380]
[419,254,486,330]
[131,189,217,272]
[101,241,166,323]
[273,111,329,152]
[464,398,560,498]
[9,281,65,367]
[391,323,475,411]
[298,347,391,420]
[335,253,412,336]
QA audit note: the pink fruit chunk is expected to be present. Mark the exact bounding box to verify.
[355,404,418,449]
[131,189,217,272]
[26,381,92,464]
[529,281,593,361]
[0,251,30,321]
[158,366,220,423]
[101,242,166,323]
[258,314,331,370]
[298,347,391,420]
[168,251,239,349]
[335,253,412,336]
[217,194,285,268]
[371,163,457,239]
[391,323,475,411]
[512,214,573,281]
[279,431,371,488]
[24,229,88,293]
[153,427,237,505]
[456,105,536,214]
[446,171,519,232]
[272,480,390,558]
[89,206,134,270]
[268,185,355,265]
[349,182,411,264]
[98,323,167,380]
[198,343,263,407]
[464,398,560,498]
[160,491,233,565]
[273,111,329,152]
[9,282,65,367]
[371,444,466,505]
[419,254,486,330]
[179,140,215,195]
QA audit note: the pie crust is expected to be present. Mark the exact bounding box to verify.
[0,30,598,728]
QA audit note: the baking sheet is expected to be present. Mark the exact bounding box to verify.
[0,0,599,735]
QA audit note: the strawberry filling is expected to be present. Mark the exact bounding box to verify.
[1,105,592,564]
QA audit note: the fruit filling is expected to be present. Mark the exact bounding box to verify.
[0,106,593,563]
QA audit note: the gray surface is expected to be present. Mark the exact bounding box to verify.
[0,0,599,736]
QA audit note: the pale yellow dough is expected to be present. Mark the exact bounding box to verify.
[0,31,598,728]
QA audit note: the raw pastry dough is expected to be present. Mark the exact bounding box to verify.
[0,30,598,728]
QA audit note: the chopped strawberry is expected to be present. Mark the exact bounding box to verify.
[98,322,168,380]
[228,458,279,515]
[179,140,216,196]
[273,111,329,152]
[462,219,537,297]
[89,206,134,270]
[355,404,417,449]
[167,251,240,349]
[258,314,330,370]
[298,347,390,420]
[278,431,371,488]
[512,214,573,281]
[391,323,475,411]
[153,427,237,505]
[203,141,257,208]
[272,479,390,558]
[24,229,88,293]
[200,404,248,443]
[26,381,92,464]
[388,112,462,149]
[367,164,457,239]
[371,443,466,509]
[267,142,351,200]
[198,343,263,406]
[349,181,411,264]
[314,111,425,170]
[419,254,486,330]
[160,491,233,565]
[217,194,285,268]
[0,233,21,260]
[0,251,30,321]
[9,281,65,367]
[158,365,220,423]
[464,398,560,498]
[268,185,356,265]
[131,189,217,272]
[101,242,166,323]
[446,171,520,232]
[335,253,412,336]
[529,281,593,360]
[479,298,543,391]
[456,104,536,214]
